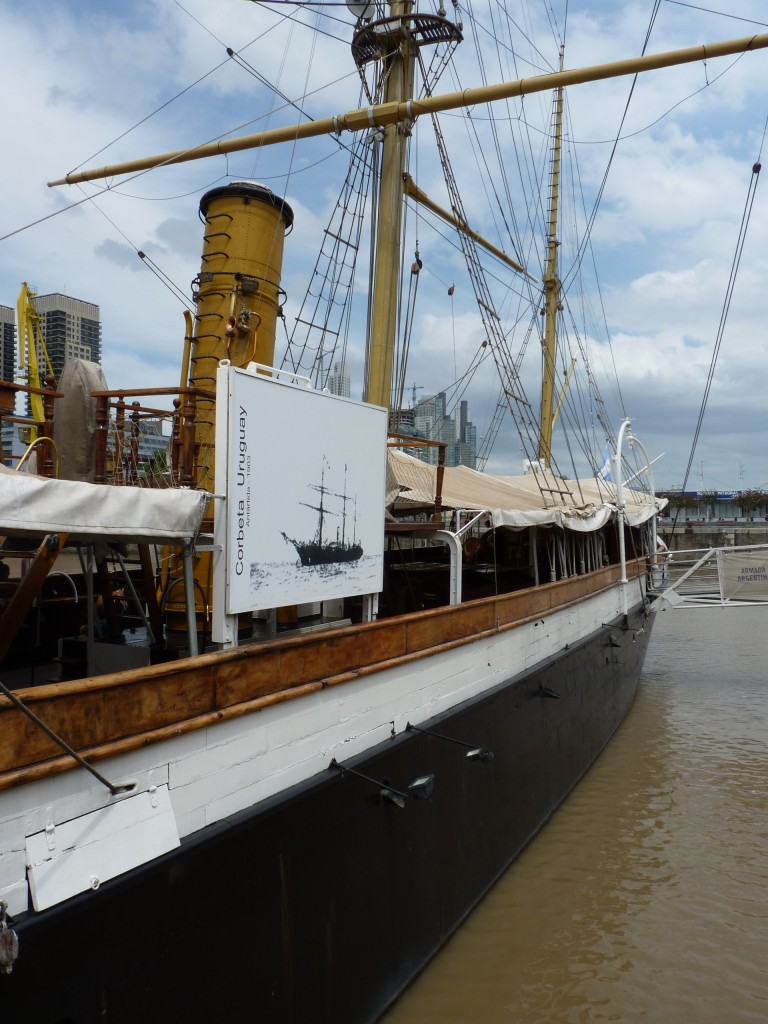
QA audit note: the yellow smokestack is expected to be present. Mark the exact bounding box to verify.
[165,183,294,639]
[192,182,294,494]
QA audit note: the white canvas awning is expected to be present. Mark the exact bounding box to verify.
[0,467,208,544]
[387,449,665,532]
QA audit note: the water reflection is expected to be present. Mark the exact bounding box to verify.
[381,607,768,1023]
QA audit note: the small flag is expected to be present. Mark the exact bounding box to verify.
[596,446,612,482]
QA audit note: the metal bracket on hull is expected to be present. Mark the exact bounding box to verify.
[405,722,494,761]
[329,758,435,807]
[0,677,134,797]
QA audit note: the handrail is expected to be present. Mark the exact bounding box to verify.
[626,432,657,559]
[15,435,60,478]
[614,419,631,614]
[613,419,659,615]
[659,543,768,607]
[91,385,214,486]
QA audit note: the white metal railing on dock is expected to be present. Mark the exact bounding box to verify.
[654,544,768,607]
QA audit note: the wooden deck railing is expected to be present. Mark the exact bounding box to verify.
[0,559,648,790]
[0,379,62,477]
[91,386,215,487]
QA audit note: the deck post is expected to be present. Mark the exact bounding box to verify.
[94,396,108,483]
[614,419,630,616]
[183,544,199,657]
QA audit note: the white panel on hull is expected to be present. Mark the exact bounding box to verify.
[26,785,180,911]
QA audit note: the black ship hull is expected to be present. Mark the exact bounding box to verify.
[4,606,652,1024]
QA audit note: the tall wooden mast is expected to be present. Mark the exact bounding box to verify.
[538,48,564,467]
[354,5,460,410]
[363,1,416,410]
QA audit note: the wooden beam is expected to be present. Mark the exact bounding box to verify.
[48,34,768,187]
[138,544,163,642]
[0,533,69,663]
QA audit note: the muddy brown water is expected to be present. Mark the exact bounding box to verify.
[381,605,768,1023]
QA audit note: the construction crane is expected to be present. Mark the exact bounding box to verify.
[16,282,54,434]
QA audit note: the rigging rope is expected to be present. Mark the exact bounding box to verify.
[676,155,764,504]
[561,0,662,295]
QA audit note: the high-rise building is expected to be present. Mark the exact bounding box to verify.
[0,305,14,385]
[452,399,477,469]
[0,305,16,467]
[1,291,102,466]
[327,360,351,398]
[410,392,477,469]
[33,292,102,383]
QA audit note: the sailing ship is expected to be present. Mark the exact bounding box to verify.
[1,4,766,1021]
[282,460,364,565]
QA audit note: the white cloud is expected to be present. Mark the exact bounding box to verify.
[2,0,767,489]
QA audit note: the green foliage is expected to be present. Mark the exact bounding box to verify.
[657,491,690,509]
[697,489,718,511]
[738,489,766,513]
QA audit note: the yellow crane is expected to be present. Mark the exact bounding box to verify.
[16,282,54,434]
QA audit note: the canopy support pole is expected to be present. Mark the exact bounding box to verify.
[435,530,463,605]
[614,420,631,617]
[183,544,199,657]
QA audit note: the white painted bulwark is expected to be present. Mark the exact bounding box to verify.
[0,581,640,915]
[26,785,179,911]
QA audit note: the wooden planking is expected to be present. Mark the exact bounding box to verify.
[213,620,409,707]
[214,645,308,707]
[0,849,25,894]
[0,877,26,915]
[495,585,552,624]
[0,562,645,786]
[0,669,217,772]
[404,601,497,652]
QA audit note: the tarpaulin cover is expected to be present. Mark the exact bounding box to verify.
[0,466,208,543]
[387,449,665,532]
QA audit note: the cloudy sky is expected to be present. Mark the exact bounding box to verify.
[2,0,767,492]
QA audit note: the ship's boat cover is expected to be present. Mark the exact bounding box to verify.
[0,466,208,543]
[53,360,108,483]
[387,450,665,531]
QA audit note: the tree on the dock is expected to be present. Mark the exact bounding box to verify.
[697,490,718,519]
[738,489,767,517]
[657,491,690,510]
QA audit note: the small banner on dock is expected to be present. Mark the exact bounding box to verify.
[717,550,768,601]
